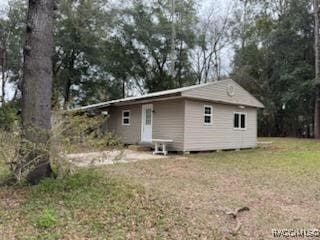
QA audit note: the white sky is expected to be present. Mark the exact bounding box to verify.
[0,0,7,9]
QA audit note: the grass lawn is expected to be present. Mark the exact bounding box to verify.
[1,138,320,239]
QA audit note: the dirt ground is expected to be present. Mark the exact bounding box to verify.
[99,138,320,240]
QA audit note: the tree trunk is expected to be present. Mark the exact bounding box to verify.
[170,0,176,78]
[63,50,76,110]
[241,0,249,49]
[0,48,6,105]
[18,0,55,184]
[314,0,320,139]
[63,78,71,110]
[122,79,126,98]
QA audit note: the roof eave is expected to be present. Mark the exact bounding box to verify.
[71,93,182,112]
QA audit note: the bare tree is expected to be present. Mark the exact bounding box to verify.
[0,26,11,105]
[0,48,7,104]
[192,3,231,84]
[170,0,176,77]
[17,0,56,184]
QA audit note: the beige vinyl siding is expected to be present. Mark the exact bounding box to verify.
[182,79,264,108]
[107,99,185,150]
[108,104,141,144]
[107,97,258,151]
[184,99,257,151]
[152,99,185,151]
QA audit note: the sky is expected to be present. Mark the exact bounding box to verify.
[0,0,7,9]
[0,0,232,13]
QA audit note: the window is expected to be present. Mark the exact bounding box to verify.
[122,110,130,126]
[234,112,247,130]
[145,109,152,125]
[204,105,213,125]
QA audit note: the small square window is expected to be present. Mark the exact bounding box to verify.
[123,118,129,124]
[122,110,130,126]
[204,116,211,123]
[205,107,212,115]
[204,105,213,125]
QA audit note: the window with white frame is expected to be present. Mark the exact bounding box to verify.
[204,105,213,125]
[234,112,247,130]
[122,110,131,126]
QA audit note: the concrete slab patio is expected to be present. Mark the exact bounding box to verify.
[67,149,169,167]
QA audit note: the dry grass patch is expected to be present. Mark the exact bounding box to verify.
[0,169,220,239]
[2,137,320,239]
[102,138,320,239]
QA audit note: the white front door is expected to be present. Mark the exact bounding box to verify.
[141,104,153,142]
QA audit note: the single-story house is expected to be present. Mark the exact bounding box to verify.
[76,79,264,152]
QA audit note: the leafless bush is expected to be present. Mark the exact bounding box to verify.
[51,111,122,178]
[52,111,122,153]
[0,130,20,181]
[0,111,122,183]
